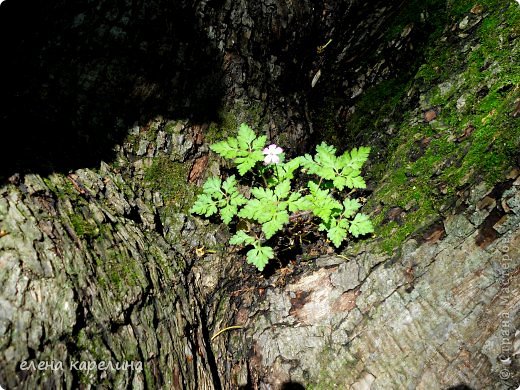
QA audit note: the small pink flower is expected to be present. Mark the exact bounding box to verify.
[263,144,283,164]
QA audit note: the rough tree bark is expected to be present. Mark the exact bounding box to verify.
[0,0,519,389]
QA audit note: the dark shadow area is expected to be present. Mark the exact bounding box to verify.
[0,0,224,180]
[280,382,306,390]
[307,0,448,151]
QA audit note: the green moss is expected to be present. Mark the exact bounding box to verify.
[357,1,520,255]
[205,101,266,144]
[143,157,196,214]
[69,214,99,239]
[163,120,185,135]
[94,245,144,294]
[143,365,155,389]
[149,245,185,274]
[415,63,439,84]
[205,110,240,144]
[76,330,112,361]
[446,0,474,19]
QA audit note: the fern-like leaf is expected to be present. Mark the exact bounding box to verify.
[304,181,342,224]
[210,123,267,175]
[342,198,362,218]
[189,194,218,217]
[210,137,240,159]
[229,230,256,246]
[348,213,374,237]
[326,218,350,248]
[262,210,289,239]
[246,244,274,271]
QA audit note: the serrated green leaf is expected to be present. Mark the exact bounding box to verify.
[230,192,247,206]
[190,194,218,217]
[305,181,342,223]
[286,192,305,212]
[228,137,239,150]
[318,198,342,222]
[307,181,320,193]
[246,245,274,271]
[257,204,278,224]
[235,150,264,175]
[274,180,291,199]
[210,125,267,174]
[220,204,238,224]
[262,210,289,239]
[216,198,227,208]
[318,165,336,180]
[251,187,276,201]
[288,195,312,212]
[209,140,231,158]
[235,157,254,175]
[238,199,262,220]
[348,146,371,170]
[332,176,347,191]
[300,142,370,191]
[251,149,265,161]
[210,137,240,159]
[313,143,337,179]
[273,157,302,183]
[221,175,237,193]
[349,213,374,237]
[238,195,276,223]
[192,173,248,225]
[287,191,302,203]
[300,154,315,171]
[342,199,361,218]
[321,217,350,247]
[302,143,337,179]
[229,230,256,246]
[202,176,222,196]
[337,147,370,173]
[327,224,348,248]
[252,135,267,151]
[317,142,336,154]
[237,123,257,149]
[344,174,366,189]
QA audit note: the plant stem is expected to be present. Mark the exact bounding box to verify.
[259,166,269,187]
[261,173,268,187]
[274,164,281,182]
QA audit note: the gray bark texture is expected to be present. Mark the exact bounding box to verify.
[0,151,237,389]
[242,179,520,388]
[1,0,519,389]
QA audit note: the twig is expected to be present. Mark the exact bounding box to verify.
[211,325,244,342]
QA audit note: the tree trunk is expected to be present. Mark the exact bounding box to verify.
[1,0,519,388]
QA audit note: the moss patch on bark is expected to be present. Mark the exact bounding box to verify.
[362,0,519,254]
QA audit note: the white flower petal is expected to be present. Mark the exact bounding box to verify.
[262,144,283,164]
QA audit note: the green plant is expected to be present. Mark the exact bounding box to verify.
[190,123,374,271]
